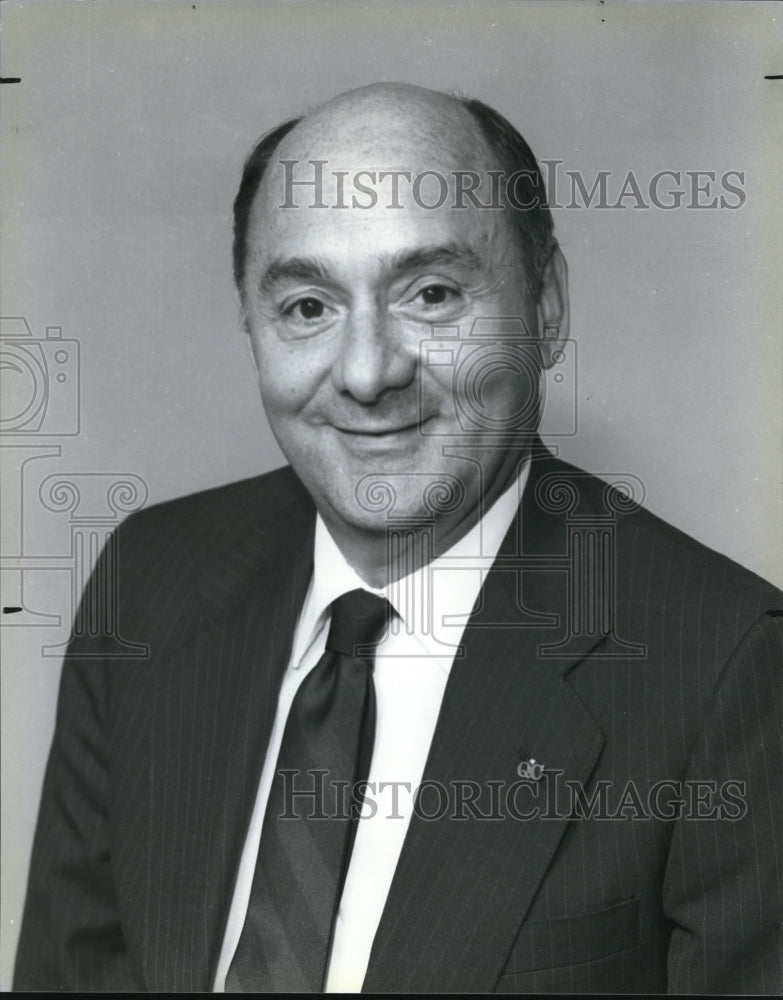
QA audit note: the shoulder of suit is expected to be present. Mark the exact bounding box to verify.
[538,452,781,615]
[86,466,316,657]
[112,465,314,587]
[619,490,780,611]
[120,464,312,536]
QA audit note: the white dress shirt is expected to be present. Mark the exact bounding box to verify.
[213,461,530,992]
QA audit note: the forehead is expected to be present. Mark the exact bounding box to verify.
[245,98,514,277]
[270,91,496,189]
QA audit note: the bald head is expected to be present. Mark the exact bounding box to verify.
[232,82,555,301]
[276,82,490,165]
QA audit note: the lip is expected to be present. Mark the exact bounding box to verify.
[330,419,434,454]
[335,421,422,437]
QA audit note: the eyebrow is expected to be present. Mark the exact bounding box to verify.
[387,243,484,278]
[258,243,484,296]
[259,257,331,296]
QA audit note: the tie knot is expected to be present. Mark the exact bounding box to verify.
[325,588,391,659]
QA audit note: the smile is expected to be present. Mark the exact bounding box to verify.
[331,420,430,454]
[335,421,422,437]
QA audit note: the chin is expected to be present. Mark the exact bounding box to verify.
[318,500,399,540]
[352,478,479,538]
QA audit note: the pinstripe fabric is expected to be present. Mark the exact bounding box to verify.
[226,589,390,992]
[13,450,782,993]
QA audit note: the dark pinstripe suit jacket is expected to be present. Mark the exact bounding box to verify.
[14,447,783,993]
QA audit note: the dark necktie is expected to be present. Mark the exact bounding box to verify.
[225,588,391,993]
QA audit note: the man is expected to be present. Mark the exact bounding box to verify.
[14,83,782,993]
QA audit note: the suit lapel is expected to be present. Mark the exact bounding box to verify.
[129,487,316,992]
[363,450,608,993]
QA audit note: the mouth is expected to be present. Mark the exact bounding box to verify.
[335,420,423,438]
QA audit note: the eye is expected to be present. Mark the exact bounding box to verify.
[276,293,338,339]
[415,283,457,306]
[284,297,327,321]
[401,281,465,321]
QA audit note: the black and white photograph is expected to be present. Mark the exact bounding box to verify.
[1,0,781,993]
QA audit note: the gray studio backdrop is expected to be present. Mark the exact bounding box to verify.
[1,0,781,985]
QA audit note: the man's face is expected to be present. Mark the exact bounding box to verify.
[242,91,566,556]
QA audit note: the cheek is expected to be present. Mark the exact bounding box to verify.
[252,336,331,416]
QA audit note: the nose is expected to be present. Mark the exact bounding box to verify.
[331,301,416,404]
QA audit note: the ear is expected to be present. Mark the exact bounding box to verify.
[536,245,570,370]
[243,319,263,381]
[238,291,252,336]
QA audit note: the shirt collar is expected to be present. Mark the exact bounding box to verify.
[291,460,530,670]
